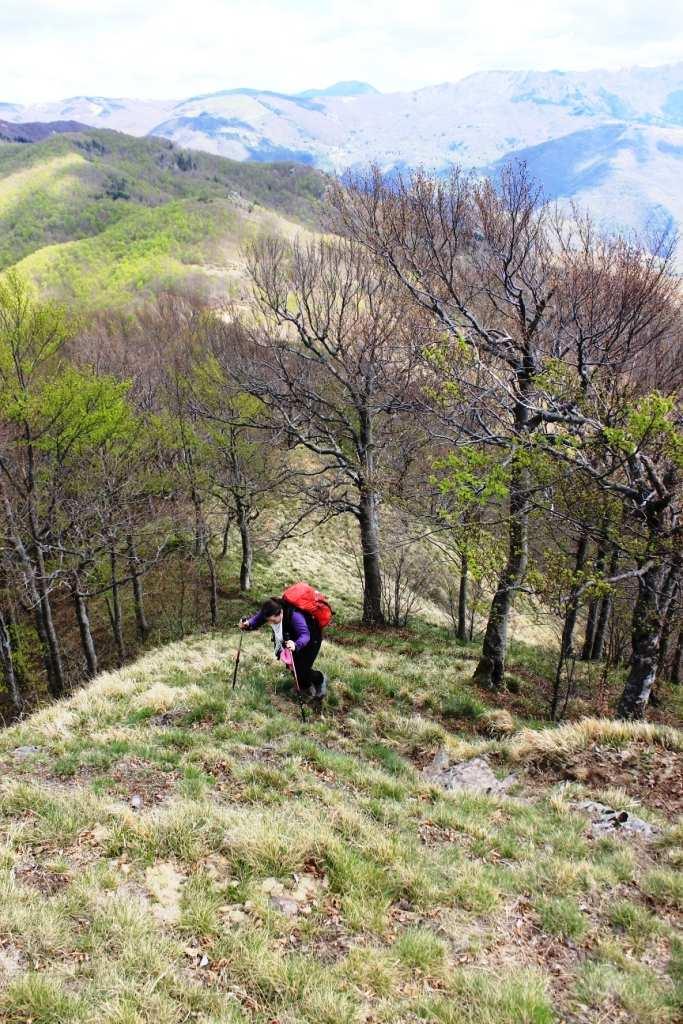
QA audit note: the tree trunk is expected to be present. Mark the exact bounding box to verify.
[591,546,618,661]
[22,468,66,696]
[236,502,253,592]
[671,624,682,686]
[656,588,679,683]
[581,601,599,661]
[1,494,55,696]
[220,517,231,559]
[0,609,22,710]
[127,534,149,641]
[206,541,218,628]
[617,559,676,719]
[473,439,530,690]
[33,546,65,698]
[358,489,385,626]
[192,493,204,557]
[591,596,611,661]
[550,533,590,720]
[356,403,385,628]
[6,450,64,696]
[72,584,98,679]
[177,574,186,637]
[457,551,468,643]
[29,582,55,695]
[25,575,55,695]
[108,547,125,666]
[562,533,590,657]
[581,539,607,660]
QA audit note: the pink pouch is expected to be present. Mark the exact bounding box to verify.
[279,647,294,670]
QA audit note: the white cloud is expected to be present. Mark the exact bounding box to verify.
[2,0,682,102]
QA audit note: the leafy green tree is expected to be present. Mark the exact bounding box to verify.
[543,393,682,719]
[0,271,77,696]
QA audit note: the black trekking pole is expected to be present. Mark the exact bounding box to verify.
[289,652,307,724]
[232,631,244,690]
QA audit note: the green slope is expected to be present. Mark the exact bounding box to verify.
[14,196,301,308]
[0,128,326,305]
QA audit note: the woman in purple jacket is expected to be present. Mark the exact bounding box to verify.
[239,597,328,701]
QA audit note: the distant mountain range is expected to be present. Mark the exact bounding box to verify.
[3,65,683,242]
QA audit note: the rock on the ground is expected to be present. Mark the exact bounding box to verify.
[145,862,185,924]
[220,906,248,925]
[574,800,660,839]
[271,896,301,917]
[12,745,39,759]
[0,945,25,977]
[261,873,325,917]
[424,751,517,795]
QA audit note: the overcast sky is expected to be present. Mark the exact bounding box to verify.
[3,0,682,103]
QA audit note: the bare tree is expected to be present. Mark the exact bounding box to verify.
[242,236,424,626]
[330,164,561,680]
[331,165,681,706]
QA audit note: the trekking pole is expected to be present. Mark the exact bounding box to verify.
[289,652,307,724]
[232,631,244,690]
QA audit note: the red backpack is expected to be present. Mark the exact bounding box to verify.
[282,582,333,630]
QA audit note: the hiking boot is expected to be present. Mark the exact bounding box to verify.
[310,697,324,716]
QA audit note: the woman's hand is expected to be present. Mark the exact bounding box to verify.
[284,640,296,651]
[238,618,249,631]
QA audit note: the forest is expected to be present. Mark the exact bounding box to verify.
[0,161,681,725]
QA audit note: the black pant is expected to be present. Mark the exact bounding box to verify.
[293,639,323,692]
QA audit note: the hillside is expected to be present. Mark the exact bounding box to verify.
[0,128,326,305]
[0,517,681,1023]
[4,64,683,243]
[0,627,681,1022]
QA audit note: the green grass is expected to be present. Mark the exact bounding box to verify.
[442,690,488,721]
[534,894,588,940]
[608,898,668,952]
[641,868,683,910]
[393,926,447,971]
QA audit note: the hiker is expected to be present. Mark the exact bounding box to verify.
[239,596,328,702]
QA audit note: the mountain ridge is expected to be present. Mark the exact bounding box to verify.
[0,119,89,143]
[0,127,326,305]
[3,64,683,245]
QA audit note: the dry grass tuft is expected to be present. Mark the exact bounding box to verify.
[131,682,201,713]
[507,717,683,763]
[477,708,517,738]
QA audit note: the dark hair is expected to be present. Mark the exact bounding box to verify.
[260,597,283,618]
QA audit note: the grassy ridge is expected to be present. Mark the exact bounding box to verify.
[14,196,303,308]
[0,128,326,304]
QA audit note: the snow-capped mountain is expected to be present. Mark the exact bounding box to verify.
[4,67,683,239]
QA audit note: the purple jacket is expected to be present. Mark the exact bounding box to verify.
[245,607,312,649]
